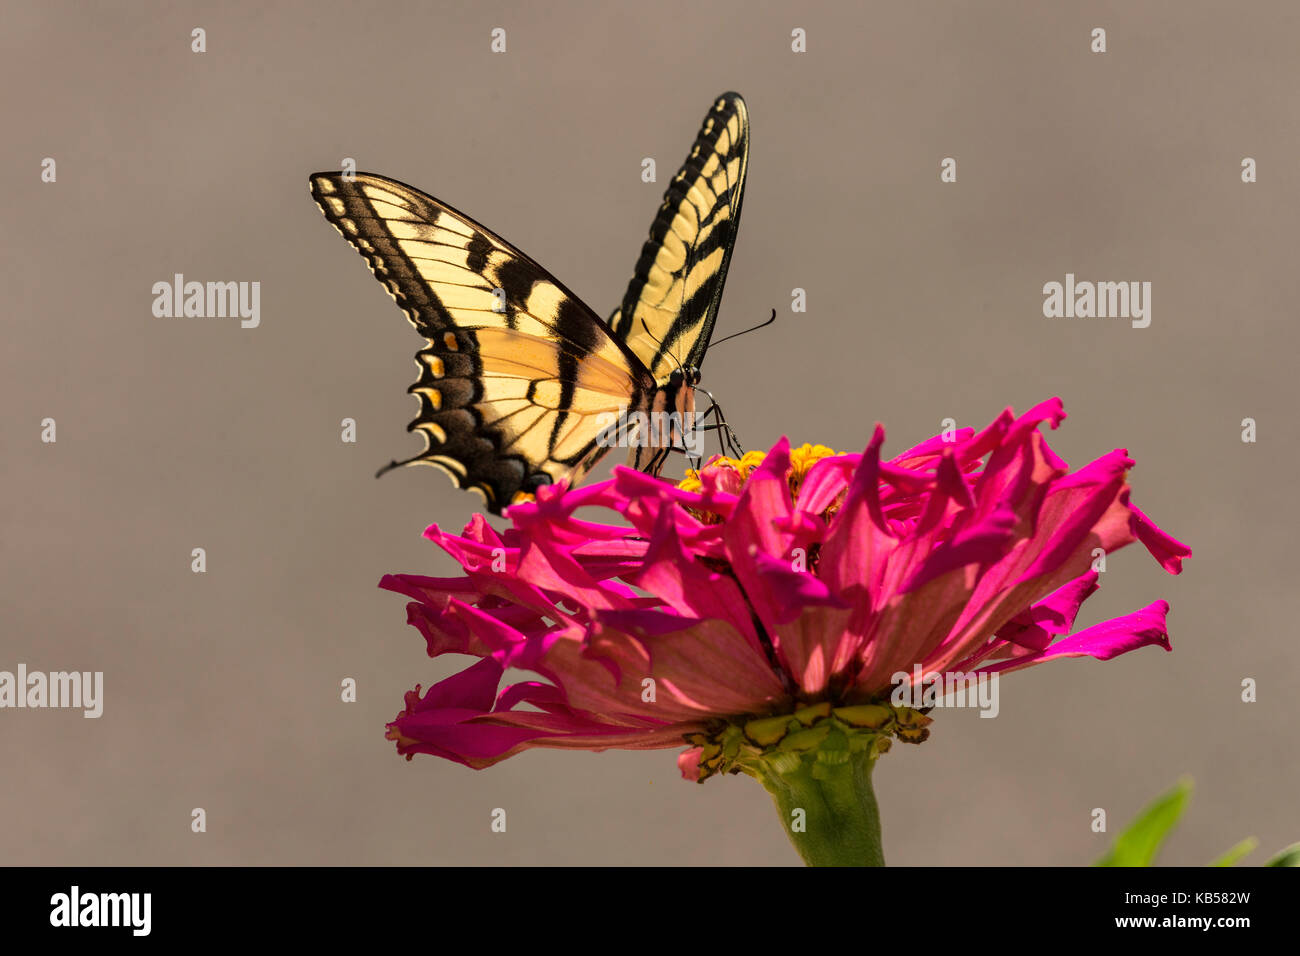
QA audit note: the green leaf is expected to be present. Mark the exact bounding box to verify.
[1096,776,1193,867]
[1265,843,1300,867]
[1209,837,1257,867]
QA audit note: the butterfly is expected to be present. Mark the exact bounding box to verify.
[309,91,749,514]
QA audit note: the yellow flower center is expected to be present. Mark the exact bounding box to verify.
[677,443,843,499]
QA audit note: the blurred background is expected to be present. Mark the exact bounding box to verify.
[2,0,1296,865]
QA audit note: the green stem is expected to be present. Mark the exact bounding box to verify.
[756,747,884,866]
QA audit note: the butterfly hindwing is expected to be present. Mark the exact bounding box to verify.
[610,92,750,383]
[310,172,655,513]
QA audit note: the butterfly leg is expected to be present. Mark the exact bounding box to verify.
[694,389,745,458]
[640,438,709,477]
[641,446,672,476]
[697,415,742,458]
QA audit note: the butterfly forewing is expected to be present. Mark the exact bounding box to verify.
[610,92,750,382]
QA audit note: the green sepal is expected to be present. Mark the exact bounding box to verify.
[743,715,792,746]
[832,704,894,730]
[792,701,832,725]
[778,722,832,753]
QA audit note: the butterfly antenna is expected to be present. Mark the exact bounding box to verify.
[706,308,776,352]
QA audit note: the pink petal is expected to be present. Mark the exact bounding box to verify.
[514,610,789,722]
[995,570,1101,652]
[720,438,802,638]
[677,746,704,781]
[1130,505,1192,574]
[796,454,859,516]
[974,600,1172,676]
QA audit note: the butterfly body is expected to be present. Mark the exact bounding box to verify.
[626,365,701,474]
[310,92,748,513]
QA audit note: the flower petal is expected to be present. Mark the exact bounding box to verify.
[995,570,1101,652]
[1130,504,1192,574]
[974,600,1172,676]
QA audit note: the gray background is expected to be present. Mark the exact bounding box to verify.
[2,0,1295,865]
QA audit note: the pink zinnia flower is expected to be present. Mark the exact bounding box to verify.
[381,398,1190,864]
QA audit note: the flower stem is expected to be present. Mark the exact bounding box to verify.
[756,747,885,866]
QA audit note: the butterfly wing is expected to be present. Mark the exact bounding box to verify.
[609,92,750,383]
[310,172,655,514]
